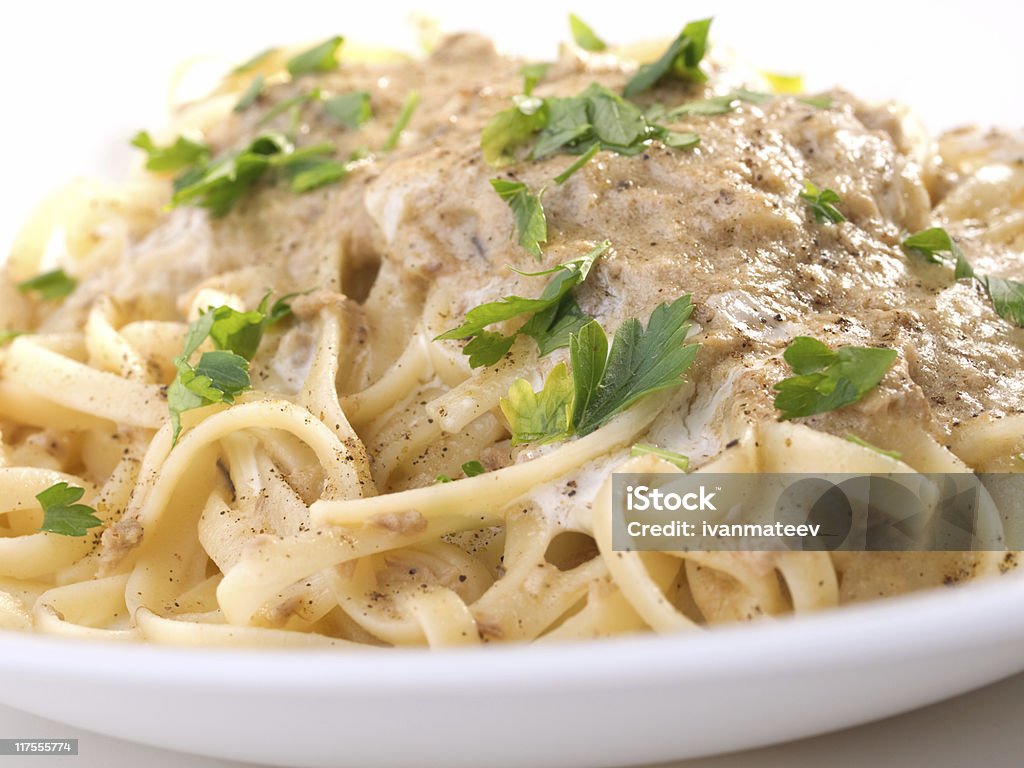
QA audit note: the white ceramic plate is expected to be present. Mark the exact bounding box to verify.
[2,574,1024,767]
[1,3,1022,766]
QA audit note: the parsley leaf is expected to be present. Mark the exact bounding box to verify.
[500,296,699,445]
[500,362,575,445]
[234,75,265,112]
[168,295,296,442]
[324,91,372,129]
[520,63,550,96]
[902,227,1024,327]
[382,90,420,151]
[569,320,609,428]
[845,434,902,461]
[286,36,343,77]
[484,82,698,168]
[554,142,600,184]
[461,460,486,477]
[521,294,592,355]
[463,330,517,369]
[232,48,277,75]
[17,269,77,300]
[171,133,292,215]
[631,443,690,469]
[257,89,320,128]
[981,275,1024,327]
[573,296,698,435]
[481,101,548,166]
[902,227,973,278]
[131,132,211,172]
[569,13,607,52]
[36,482,102,537]
[773,337,897,420]
[623,18,712,98]
[799,180,846,224]
[435,241,609,368]
[490,179,547,259]
[667,88,772,117]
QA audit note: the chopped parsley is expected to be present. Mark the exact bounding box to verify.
[631,443,690,470]
[845,434,902,461]
[131,132,210,172]
[435,241,610,368]
[168,293,295,442]
[480,99,548,166]
[773,337,897,420]
[153,133,348,214]
[520,63,550,96]
[17,269,77,301]
[501,296,698,443]
[0,330,22,345]
[799,180,846,224]
[490,179,547,259]
[324,91,372,129]
[382,90,420,151]
[257,89,320,127]
[232,47,277,75]
[623,18,712,98]
[902,227,974,279]
[481,82,700,168]
[666,89,772,117]
[36,482,102,537]
[461,460,487,477]
[554,143,600,184]
[286,36,343,77]
[501,362,575,445]
[902,227,1024,327]
[234,74,265,112]
[569,13,607,52]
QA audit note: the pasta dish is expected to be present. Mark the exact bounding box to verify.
[0,18,1021,648]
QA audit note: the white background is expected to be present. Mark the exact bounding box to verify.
[0,1,1021,766]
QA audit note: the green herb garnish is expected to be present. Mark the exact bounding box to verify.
[773,337,897,420]
[666,88,772,117]
[569,13,607,52]
[461,460,487,477]
[286,37,343,77]
[36,482,102,537]
[234,75,265,112]
[623,18,712,98]
[324,91,372,129]
[482,82,699,167]
[131,132,210,172]
[168,293,295,442]
[845,434,902,461]
[232,48,277,75]
[630,443,690,470]
[902,227,1024,327]
[799,180,846,224]
[490,179,547,259]
[553,143,600,184]
[435,241,609,368]
[17,269,77,301]
[0,330,23,345]
[520,63,550,96]
[501,296,698,443]
[382,90,420,151]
